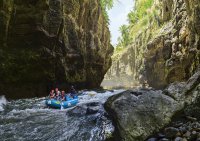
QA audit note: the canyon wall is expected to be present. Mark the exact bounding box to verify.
[104,0,200,89]
[0,0,113,98]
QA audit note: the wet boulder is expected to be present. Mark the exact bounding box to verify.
[68,102,101,116]
[68,106,87,116]
[105,89,182,141]
[86,106,100,115]
[105,68,200,141]
[164,127,179,138]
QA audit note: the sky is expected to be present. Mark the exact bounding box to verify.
[108,0,134,46]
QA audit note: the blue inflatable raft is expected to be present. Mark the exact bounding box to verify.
[46,96,78,109]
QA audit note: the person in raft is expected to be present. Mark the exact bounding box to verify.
[49,89,55,99]
[70,86,77,98]
[55,88,61,100]
[61,91,66,101]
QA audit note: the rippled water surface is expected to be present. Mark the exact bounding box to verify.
[0,90,124,141]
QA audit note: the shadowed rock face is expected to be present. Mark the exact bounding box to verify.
[0,0,113,99]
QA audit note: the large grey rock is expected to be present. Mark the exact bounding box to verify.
[105,90,183,141]
[105,68,200,141]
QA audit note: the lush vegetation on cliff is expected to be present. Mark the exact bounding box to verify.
[100,0,114,23]
[107,0,200,89]
[105,0,162,85]
[116,0,160,51]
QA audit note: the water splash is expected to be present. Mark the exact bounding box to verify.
[78,89,125,105]
[0,95,7,111]
[0,89,124,141]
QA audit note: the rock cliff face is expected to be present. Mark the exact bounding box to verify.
[0,0,113,98]
[103,45,142,88]
[104,0,200,89]
[145,0,200,89]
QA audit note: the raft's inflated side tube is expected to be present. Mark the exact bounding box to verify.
[46,96,78,109]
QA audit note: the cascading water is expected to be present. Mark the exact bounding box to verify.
[0,90,124,141]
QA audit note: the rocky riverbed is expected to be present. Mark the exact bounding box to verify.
[148,119,200,141]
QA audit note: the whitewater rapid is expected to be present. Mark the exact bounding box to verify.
[0,89,124,141]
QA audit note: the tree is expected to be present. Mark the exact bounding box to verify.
[100,0,115,23]
[100,0,114,10]
[118,25,131,47]
[128,11,138,25]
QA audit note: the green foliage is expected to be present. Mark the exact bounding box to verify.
[100,0,114,10]
[116,0,161,51]
[128,0,154,25]
[118,25,132,47]
[136,0,154,19]
[115,45,124,53]
[100,0,115,24]
[128,10,138,25]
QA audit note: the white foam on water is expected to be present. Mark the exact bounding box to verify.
[0,95,7,111]
[78,89,125,105]
[0,89,125,141]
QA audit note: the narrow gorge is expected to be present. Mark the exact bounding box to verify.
[0,0,200,141]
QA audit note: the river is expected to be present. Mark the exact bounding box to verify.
[0,90,124,141]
